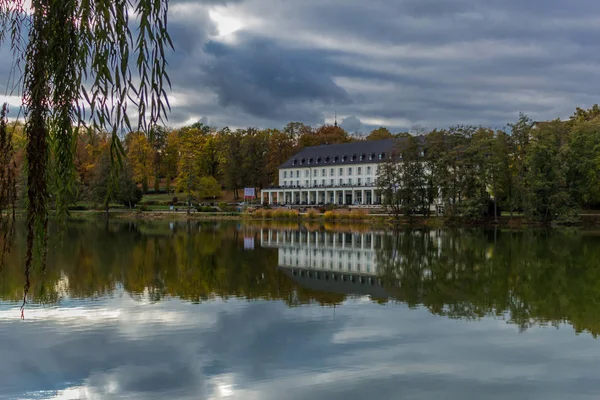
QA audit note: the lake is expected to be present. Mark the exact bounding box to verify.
[1,220,600,399]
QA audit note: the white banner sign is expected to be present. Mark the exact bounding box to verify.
[244,187,256,198]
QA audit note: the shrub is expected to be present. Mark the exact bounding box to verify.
[349,209,369,220]
[273,209,299,219]
[306,208,320,219]
[323,210,336,221]
[139,205,149,212]
[172,196,179,204]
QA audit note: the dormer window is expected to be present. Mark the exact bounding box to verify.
[308,157,313,165]
[333,156,338,163]
[325,156,330,163]
[342,155,347,162]
[370,153,375,160]
[292,159,297,165]
[301,158,306,165]
[317,157,322,164]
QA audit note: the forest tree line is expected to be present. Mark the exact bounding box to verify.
[378,105,600,222]
[4,104,600,221]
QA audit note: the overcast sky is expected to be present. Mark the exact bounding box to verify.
[3,0,600,133]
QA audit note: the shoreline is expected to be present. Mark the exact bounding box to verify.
[57,209,600,228]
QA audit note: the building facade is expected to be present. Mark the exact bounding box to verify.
[263,139,399,205]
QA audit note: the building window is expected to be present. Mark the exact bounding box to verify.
[357,167,362,175]
[305,180,309,186]
[339,178,343,185]
[284,171,287,178]
[322,169,326,177]
[348,167,352,175]
[313,180,317,186]
[321,179,325,185]
[367,177,371,184]
[367,166,371,174]
[296,171,300,178]
[330,179,334,185]
[313,170,317,176]
[342,155,347,162]
[305,170,309,177]
[296,180,299,186]
[358,178,362,185]
[339,168,343,176]
[283,180,287,187]
[330,168,334,176]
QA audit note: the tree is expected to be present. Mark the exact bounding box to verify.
[489,130,513,220]
[524,120,575,222]
[149,125,168,192]
[0,0,172,294]
[220,128,244,200]
[367,127,393,141]
[566,116,600,208]
[197,176,221,200]
[241,128,270,190]
[266,129,295,185]
[199,134,221,179]
[298,124,351,148]
[175,127,203,214]
[377,136,427,221]
[115,162,143,208]
[508,113,534,214]
[376,157,403,219]
[162,130,180,194]
[126,132,153,193]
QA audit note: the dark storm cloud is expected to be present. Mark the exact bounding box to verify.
[202,38,350,120]
[3,0,600,130]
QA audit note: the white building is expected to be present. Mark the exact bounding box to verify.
[262,139,400,205]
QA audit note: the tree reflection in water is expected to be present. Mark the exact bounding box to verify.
[1,221,600,337]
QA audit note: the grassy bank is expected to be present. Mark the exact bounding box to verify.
[55,207,600,228]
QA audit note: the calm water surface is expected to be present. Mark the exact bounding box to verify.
[1,221,600,399]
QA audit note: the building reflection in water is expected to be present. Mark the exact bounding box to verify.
[261,228,427,298]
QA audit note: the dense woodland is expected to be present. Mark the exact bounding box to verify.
[4,105,600,222]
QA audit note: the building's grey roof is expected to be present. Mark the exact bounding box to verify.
[279,138,401,169]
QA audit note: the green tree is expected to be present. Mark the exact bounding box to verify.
[367,127,393,141]
[565,116,600,208]
[220,128,244,200]
[524,120,575,222]
[115,162,143,208]
[508,113,534,214]
[162,130,179,194]
[197,176,221,200]
[149,125,168,193]
[489,130,513,220]
[175,127,203,213]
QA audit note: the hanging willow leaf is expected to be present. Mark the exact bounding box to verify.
[0,0,173,307]
[0,104,17,272]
